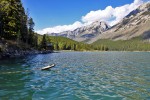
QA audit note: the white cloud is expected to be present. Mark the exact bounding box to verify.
[37,21,83,35]
[82,0,144,26]
[37,0,145,34]
[82,6,114,23]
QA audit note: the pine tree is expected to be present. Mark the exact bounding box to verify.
[28,17,35,46]
[0,0,28,41]
[0,0,20,39]
[40,34,47,50]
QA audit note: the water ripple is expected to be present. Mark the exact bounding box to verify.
[0,52,150,100]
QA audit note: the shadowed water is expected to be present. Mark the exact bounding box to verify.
[0,52,150,100]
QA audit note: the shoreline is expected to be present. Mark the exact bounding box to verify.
[0,50,53,60]
[57,50,150,52]
[1,50,150,60]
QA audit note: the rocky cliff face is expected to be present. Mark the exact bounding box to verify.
[49,21,109,42]
[73,21,109,42]
[89,2,150,43]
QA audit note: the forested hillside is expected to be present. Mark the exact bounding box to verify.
[38,35,93,51]
[93,37,150,51]
[38,35,109,51]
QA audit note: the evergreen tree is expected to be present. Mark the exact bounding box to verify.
[28,17,35,46]
[0,0,25,39]
[40,34,47,50]
[20,8,28,43]
[0,0,38,48]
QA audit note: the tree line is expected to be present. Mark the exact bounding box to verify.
[93,37,150,51]
[38,35,109,51]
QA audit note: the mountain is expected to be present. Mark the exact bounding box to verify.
[88,2,150,43]
[49,2,150,44]
[49,21,109,42]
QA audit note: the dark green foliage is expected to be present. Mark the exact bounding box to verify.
[0,0,25,39]
[40,34,47,50]
[0,0,38,48]
[40,34,53,50]
[27,17,37,47]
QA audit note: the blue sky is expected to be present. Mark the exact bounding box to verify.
[21,0,148,34]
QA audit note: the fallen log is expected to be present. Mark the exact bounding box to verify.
[41,64,55,70]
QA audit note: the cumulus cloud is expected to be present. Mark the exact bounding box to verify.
[82,0,144,26]
[37,0,145,34]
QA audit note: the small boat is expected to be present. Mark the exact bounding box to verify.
[41,64,55,70]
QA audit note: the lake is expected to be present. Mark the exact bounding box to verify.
[0,52,150,100]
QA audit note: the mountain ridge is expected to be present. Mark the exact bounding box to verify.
[48,2,150,44]
[88,2,150,43]
[48,21,110,42]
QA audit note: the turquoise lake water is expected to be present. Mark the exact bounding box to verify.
[0,52,150,100]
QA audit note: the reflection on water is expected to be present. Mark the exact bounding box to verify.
[0,52,150,100]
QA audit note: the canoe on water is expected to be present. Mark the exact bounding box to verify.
[41,64,55,70]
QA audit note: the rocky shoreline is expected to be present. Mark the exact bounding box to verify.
[0,50,36,59]
[0,49,53,60]
[0,39,53,60]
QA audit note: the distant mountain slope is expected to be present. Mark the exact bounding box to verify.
[89,2,150,43]
[49,21,109,42]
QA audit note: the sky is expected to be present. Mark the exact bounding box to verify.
[21,0,150,34]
